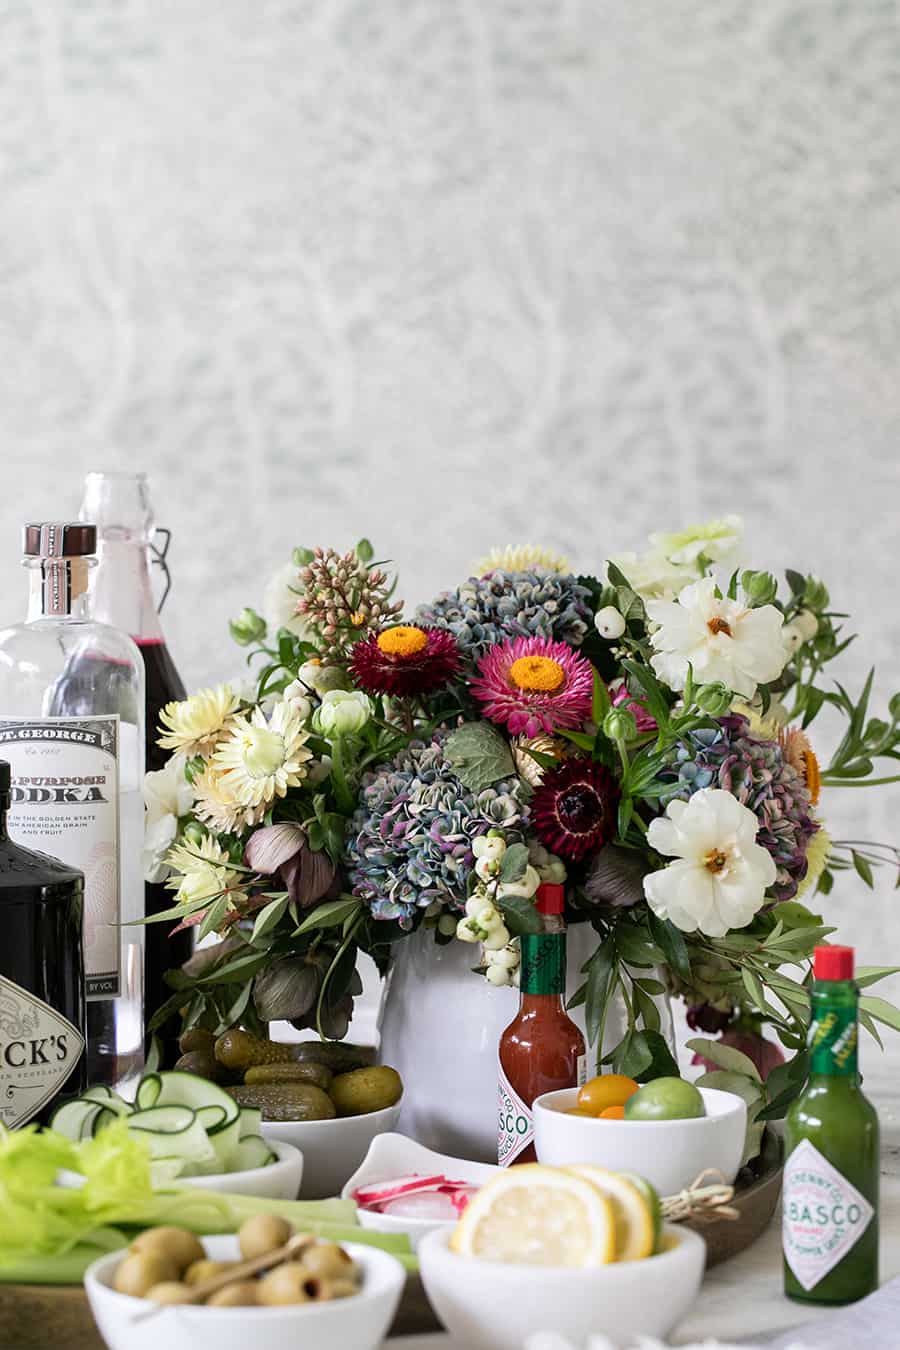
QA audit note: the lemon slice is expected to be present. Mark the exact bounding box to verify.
[619,1170,664,1254]
[566,1165,655,1262]
[450,1164,616,1266]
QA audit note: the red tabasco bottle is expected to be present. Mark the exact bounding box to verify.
[497,882,586,1166]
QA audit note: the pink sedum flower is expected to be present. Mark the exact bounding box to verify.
[470,636,594,739]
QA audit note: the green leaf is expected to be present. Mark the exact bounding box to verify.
[444,722,517,792]
[852,851,875,888]
[356,538,374,564]
[198,894,232,943]
[498,893,543,936]
[858,995,900,1034]
[632,983,661,1032]
[617,796,634,839]
[615,925,664,968]
[801,686,826,729]
[294,898,361,935]
[647,911,691,984]
[858,1008,884,1049]
[498,842,530,883]
[592,671,612,725]
[854,965,900,990]
[584,939,616,1047]
[620,659,671,730]
[785,568,806,597]
[557,728,596,752]
[741,966,767,1013]
[817,869,834,896]
[685,1037,762,1083]
[615,1029,679,1082]
[763,1050,809,1107]
[250,895,289,944]
[198,948,271,985]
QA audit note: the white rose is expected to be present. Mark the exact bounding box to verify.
[142,755,194,883]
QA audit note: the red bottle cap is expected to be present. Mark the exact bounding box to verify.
[536,882,565,915]
[814,945,854,981]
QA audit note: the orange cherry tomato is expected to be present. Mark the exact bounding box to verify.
[577,1074,640,1116]
[599,1105,625,1119]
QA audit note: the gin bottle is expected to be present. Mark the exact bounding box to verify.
[0,522,145,1088]
[0,759,86,1126]
[80,472,191,1062]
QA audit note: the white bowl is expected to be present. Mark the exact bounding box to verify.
[533,1085,747,1197]
[84,1235,405,1350]
[177,1139,303,1200]
[419,1223,706,1350]
[261,1103,402,1199]
[341,1132,499,1250]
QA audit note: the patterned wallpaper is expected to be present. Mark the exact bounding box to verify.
[1,1,899,995]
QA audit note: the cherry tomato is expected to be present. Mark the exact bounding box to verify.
[576,1074,640,1116]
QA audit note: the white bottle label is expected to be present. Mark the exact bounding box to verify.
[0,976,85,1127]
[577,1053,588,1088]
[0,716,121,999]
[783,1138,874,1290]
[498,1061,534,1166]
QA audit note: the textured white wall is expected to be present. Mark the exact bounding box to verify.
[1,1,900,1001]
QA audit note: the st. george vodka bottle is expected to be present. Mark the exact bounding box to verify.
[0,522,145,1088]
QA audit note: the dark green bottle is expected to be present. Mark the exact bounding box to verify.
[783,945,878,1304]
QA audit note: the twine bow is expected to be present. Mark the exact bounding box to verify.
[661,1168,740,1224]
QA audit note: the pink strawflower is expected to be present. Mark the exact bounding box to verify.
[692,1028,786,1082]
[470,636,594,738]
[612,683,657,734]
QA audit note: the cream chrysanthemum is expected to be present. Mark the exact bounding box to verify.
[192,763,266,834]
[472,544,571,577]
[164,834,246,909]
[213,700,313,809]
[158,684,240,757]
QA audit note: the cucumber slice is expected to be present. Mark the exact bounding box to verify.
[239,1106,262,1137]
[128,1104,196,1134]
[50,1098,102,1140]
[82,1086,131,1116]
[195,1103,228,1133]
[91,1106,118,1136]
[79,1105,104,1140]
[150,1157,188,1187]
[151,1072,239,1132]
[129,1106,216,1170]
[135,1073,162,1109]
[231,1135,276,1172]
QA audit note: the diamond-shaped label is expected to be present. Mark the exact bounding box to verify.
[783,1138,874,1291]
[0,976,84,1128]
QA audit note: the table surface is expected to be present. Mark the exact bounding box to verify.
[386,1065,900,1349]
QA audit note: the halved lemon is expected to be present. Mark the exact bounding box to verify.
[566,1165,655,1262]
[619,1170,664,1254]
[450,1164,616,1266]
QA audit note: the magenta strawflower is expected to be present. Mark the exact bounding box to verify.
[531,758,620,861]
[470,636,594,738]
[350,624,461,698]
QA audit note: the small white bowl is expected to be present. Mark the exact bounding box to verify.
[177,1139,303,1200]
[84,1235,405,1350]
[341,1132,498,1250]
[419,1223,706,1350]
[261,1103,402,1199]
[533,1085,746,1197]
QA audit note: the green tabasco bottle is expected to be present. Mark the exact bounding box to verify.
[783,945,879,1304]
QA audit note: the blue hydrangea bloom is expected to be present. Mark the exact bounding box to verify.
[415,570,591,664]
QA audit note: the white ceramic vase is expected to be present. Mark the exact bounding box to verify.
[377,924,676,1164]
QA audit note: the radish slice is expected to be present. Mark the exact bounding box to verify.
[353,1173,449,1206]
[354,1172,479,1215]
[381,1191,465,1221]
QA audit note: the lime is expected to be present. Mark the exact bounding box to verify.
[623,1077,705,1122]
[619,1171,663,1253]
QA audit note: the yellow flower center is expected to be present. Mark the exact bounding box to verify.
[377,626,429,659]
[508,655,566,693]
[350,610,367,626]
[240,726,285,778]
[707,616,733,638]
[704,848,729,874]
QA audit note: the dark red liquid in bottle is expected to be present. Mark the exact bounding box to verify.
[138,638,192,1062]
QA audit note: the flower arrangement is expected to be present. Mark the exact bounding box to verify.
[145,523,900,1113]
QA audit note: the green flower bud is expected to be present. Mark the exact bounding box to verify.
[182,821,206,846]
[229,606,267,646]
[803,576,830,611]
[889,693,900,723]
[312,688,373,737]
[740,570,777,606]
[694,681,733,715]
[292,546,315,567]
[602,707,638,742]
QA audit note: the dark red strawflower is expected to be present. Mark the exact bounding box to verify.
[350,624,461,698]
[531,758,620,862]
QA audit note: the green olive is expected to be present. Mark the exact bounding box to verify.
[329,1066,403,1117]
[113,1252,179,1298]
[238,1213,293,1261]
[624,1077,706,1121]
[184,1259,236,1286]
[206,1281,260,1307]
[314,1278,358,1300]
[131,1227,205,1273]
[145,1281,195,1305]
[301,1242,357,1281]
[257,1263,317,1306]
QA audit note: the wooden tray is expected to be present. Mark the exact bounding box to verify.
[0,1132,783,1348]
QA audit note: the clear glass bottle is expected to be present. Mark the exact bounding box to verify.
[0,758,87,1126]
[0,522,145,1089]
[80,472,191,1062]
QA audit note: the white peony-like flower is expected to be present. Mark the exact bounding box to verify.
[607,551,695,602]
[643,788,776,937]
[142,754,195,882]
[646,576,788,699]
[649,514,744,568]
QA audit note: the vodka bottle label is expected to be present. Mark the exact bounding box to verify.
[0,716,121,998]
[0,975,85,1127]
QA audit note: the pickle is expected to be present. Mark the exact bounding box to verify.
[215,1030,296,1072]
[329,1066,403,1117]
[245,1062,333,1092]
[228,1083,337,1122]
[173,1051,230,1084]
[178,1028,216,1057]
[292,1042,377,1075]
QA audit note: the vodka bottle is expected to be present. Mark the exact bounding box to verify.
[80,472,191,1063]
[0,522,145,1088]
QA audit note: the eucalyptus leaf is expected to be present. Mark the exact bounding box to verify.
[615,1029,679,1082]
[584,938,616,1047]
[858,995,900,1033]
[686,1037,762,1083]
[498,893,543,936]
[445,722,516,792]
[499,842,530,884]
[647,911,691,984]
[250,895,289,944]
[854,965,900,989]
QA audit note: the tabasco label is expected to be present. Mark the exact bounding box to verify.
[498,1062,534,1166]
[783,1139,874,1290]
